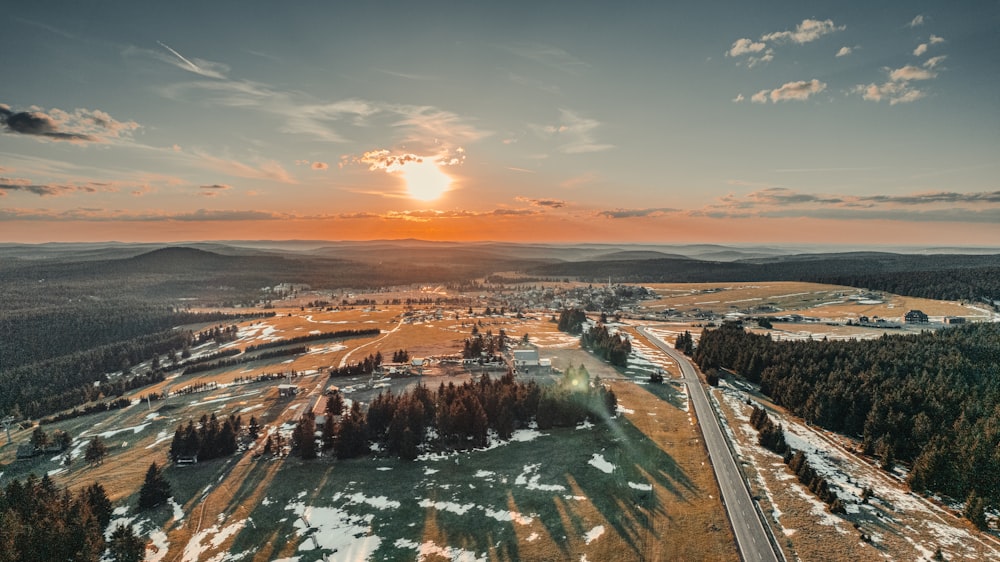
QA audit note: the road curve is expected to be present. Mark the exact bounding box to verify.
[637,326,781,562]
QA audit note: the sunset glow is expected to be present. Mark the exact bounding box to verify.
[0,2,997,245]
[399,160,453,202]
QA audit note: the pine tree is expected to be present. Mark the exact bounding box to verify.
[84,436,107,466]
[137,462,172,510]
[84,482,113,528]
[108,523,145,562]
[293,412,317,460]
[964,491,987,530]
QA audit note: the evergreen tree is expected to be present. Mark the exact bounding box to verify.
[84,436,107,466]
[293,412,317,460]
[108,523,145,562]
[964,491,988,530]
[84,482,113,528]
[137,462,172,510]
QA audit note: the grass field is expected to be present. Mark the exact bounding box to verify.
[642,281,987,322]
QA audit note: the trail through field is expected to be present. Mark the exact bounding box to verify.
[338,316,406,368]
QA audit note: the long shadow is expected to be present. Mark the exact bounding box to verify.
[554,416,702,557]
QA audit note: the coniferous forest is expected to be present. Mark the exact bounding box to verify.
[0,475,123,562]
[693,322,1000,507]
[292,369,617,462]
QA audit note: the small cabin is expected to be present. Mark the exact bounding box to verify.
[175,454,199,465]
[16,443,36,459]
[278,384,299,397]
[904,310,929,324]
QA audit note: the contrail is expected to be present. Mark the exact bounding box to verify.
[157,40,206,75]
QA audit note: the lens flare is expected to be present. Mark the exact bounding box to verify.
[400,159,452,201]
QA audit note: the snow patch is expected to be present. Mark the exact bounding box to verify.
[588,453,615,474]
[394,538,485,562]
[584,525,605,545]
[515,463,566,491]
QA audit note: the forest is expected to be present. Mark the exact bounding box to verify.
[693,321,1000,509]
[0,474,144,562]
[529,254,1000,304]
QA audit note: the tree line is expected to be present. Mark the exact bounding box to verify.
[749,405,845,514]
[815,266,1000,304]
[169,413,247,462]
[284,369,617,462]
[242,328,380,354]
[581,324,631,366]
[181,346,307,375]
[694,321,1000,517]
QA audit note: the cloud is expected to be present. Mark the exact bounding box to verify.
[357,149,424,171]
[0,102,139,143]
[727,38,767,57]
[889,65,937,81]
[923,55,947,69]
[752,80,826,103]
[732,94,745,103]
[761,18,845,44]
[0,176,111,197]
[856,61,942,105]
[700,187,1000,216]
[199,184,232,197]
[501,42,590,75]
[295,160,331,170]
[857,81,925,105]
[728,19,843,66]
[596,208,678,219]
[162,74,490,152]
[930,34,945,44]
[375,68,435,81]
[908,15,925,28]
[515,196,567,208]
[378,208,541,222]
[836,46,853,57]
[156,41,229,79]
[914,43,928,56]
[772,79,827,101]
[195,152,296,184]
[533,109,613,154]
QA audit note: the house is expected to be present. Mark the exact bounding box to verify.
[16,443,36,459]
[513,348,540,368]
[410,358,426,375]
[904,310,929,324]
[278,384,299,397]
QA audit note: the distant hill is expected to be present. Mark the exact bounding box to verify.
[588,250,691,261]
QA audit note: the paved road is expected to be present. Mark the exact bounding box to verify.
[637,327,781,562]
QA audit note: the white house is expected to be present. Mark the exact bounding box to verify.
[513,348,540,368]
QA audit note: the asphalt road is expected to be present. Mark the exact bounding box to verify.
[637,327,781,562]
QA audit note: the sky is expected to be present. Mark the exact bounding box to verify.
[1,1,998,246]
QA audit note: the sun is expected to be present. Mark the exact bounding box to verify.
[401,159,452,201]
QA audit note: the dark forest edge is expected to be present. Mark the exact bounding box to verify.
[692,321,1000,526]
